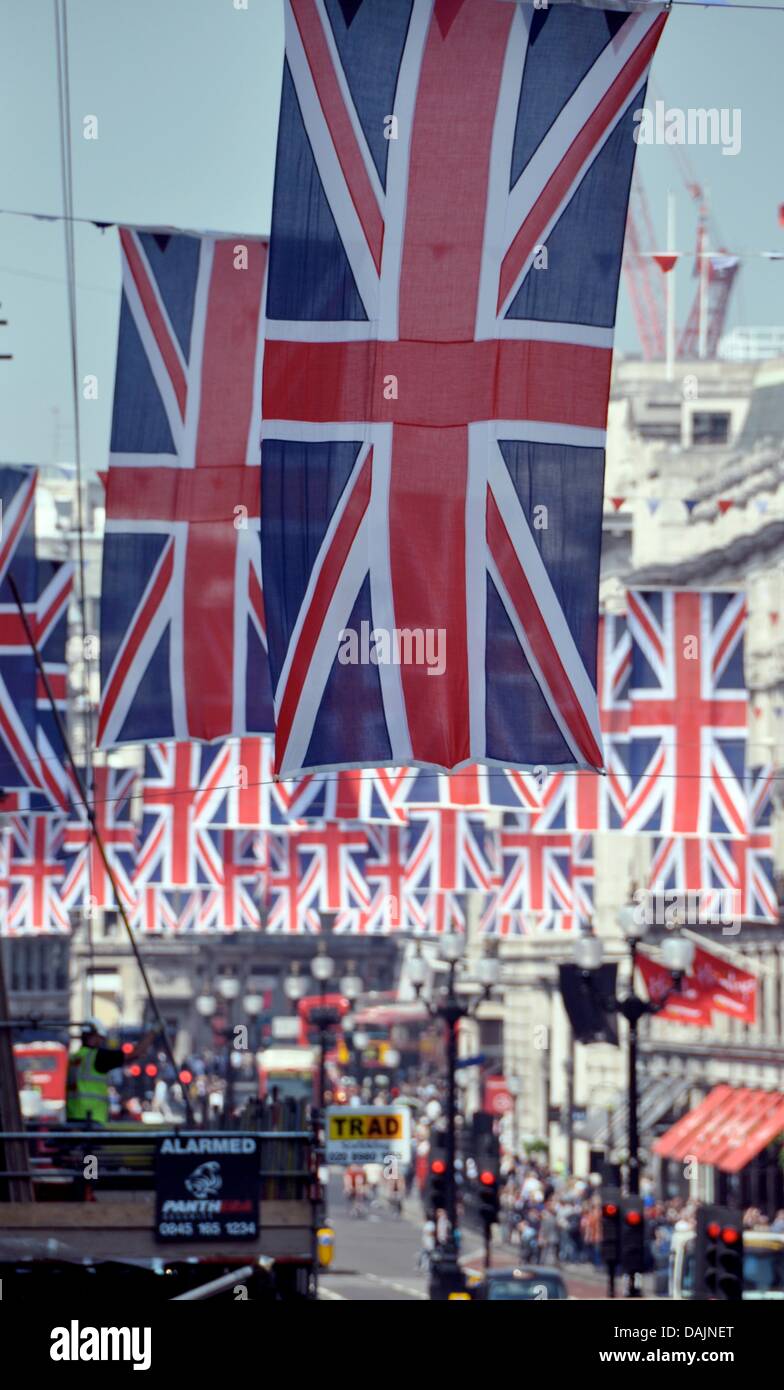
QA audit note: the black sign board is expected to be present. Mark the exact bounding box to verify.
[155,1135,260,1243]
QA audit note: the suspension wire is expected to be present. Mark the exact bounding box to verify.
[53,0,96,1008]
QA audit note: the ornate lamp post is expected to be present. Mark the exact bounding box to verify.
[575,916,695,1296]
[405,936,500,1300]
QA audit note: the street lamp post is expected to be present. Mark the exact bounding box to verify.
[406,938,500,1300]
[574,916,695,1297]
[217,973,241,1128]
[195,989,217,1128]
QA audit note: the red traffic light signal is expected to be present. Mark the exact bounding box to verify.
[144,1063,158,1078]
[603,1202,618,1218]
[431,1159,446,1175]
[128,1064,141,1077]
[706,1220,722,1239]
[479,1170,496,1186]
[625,1209,642,1227]
[721,1226,741,1246]
[121,1042,134,1055]
[179,1069,193,1085]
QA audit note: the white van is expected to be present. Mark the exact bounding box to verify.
[670,1227,784,1299]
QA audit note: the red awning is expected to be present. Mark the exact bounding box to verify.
[653,1085,784,1173]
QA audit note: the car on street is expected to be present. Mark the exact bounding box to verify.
[469,1266,568,1301]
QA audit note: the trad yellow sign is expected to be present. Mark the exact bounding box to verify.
[324,1106,411,1166]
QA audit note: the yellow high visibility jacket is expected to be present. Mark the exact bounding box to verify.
[66,1045,109,1124]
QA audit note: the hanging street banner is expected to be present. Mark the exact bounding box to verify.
[154,1135,260,1242]
[325,1106,411,1167]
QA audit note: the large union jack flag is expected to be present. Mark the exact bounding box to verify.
[625,590,748,837]
[98,231,274,748]
[261,0,666,777]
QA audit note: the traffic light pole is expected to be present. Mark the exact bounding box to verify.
[625,940,641,1298]
[445,965,459,1240]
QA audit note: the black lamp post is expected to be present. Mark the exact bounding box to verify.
[575,915,695,1296]
[407,936,500,1301]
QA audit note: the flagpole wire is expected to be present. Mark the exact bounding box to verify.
[53,0,98,1007]
[6,570,194,1125]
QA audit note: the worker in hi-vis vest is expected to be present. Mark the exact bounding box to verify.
[67,1018,157,1125]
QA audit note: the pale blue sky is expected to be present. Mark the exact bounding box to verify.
[1,0,782,470]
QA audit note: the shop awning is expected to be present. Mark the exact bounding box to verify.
[653,1084,784,1174]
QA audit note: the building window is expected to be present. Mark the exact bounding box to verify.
[692,411,730,445]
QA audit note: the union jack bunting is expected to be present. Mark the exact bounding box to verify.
[365,824,407,929]
[297,767,409,824]
[405,891,467,937]
[262,0,666,777]
[405,764,540,815]
[531,613,630,832]
[135,742,234,887]
[204,736,321,830]
[264,833,322,933]
[61,765,138,911]
[647,835,740,922]
[32,560,75,814]
[572,833,594,924]
[0,467,40,797]
[132,886,201,934]
[625,590,748,837]
[405,810,492,894]
[495,827,573,916]
[747,765,774,830]
[195,827,263,930]
[730,830,778,924]
[480,899,576,937]
[332,884,412,934]
[5,814,68,934]
[295,823,370,910]
[98,231,273,748]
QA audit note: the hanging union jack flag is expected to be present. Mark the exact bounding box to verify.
[647,834,740,923]
[261,0,667,777]
[135,742,234,888]
[625,590,748,837]
[61,766,138,912]
[195,827,263,931]
[0,467,40,799]
[32,560,75,814]
[532,612,631,832]
[98,230,274,748]
[264,833,322,933]
[405,809,492,894]
[5,814,69,934]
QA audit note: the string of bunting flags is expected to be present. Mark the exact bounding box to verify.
[0,456,777,936]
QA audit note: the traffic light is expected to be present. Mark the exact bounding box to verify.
[426,1132,448,1215]
[601,1187,622,1267]
[696,1206,744,1301]
[472,1122,501,1230]
[620,1196,645,1276]
[477,1168,500,1228]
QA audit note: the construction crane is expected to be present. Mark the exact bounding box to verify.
[622,136,739,362]
[623,176,666,360]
